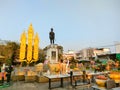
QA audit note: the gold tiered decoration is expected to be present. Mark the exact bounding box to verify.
[19,24,39,64]
[20,31,26,60]
[27,24,34,62]
[33,33,39,60]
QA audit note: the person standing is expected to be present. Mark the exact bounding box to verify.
[49,28,55,44]
[6,65,13,84]
[1,64,5,85]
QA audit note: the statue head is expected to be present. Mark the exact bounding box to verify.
[51,28,53,31]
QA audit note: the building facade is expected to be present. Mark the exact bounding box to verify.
[74,48,111,60]
[115,42,120,53]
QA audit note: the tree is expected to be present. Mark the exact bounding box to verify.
[6,41,20,64]
[6,58,12,65]
[0,41,20,65]
[36,49,46,64]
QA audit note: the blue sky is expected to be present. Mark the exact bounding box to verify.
[0,0,120,52]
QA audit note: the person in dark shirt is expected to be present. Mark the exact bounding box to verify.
[6,65,13,84]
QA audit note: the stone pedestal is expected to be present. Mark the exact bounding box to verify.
[44,44,63,63]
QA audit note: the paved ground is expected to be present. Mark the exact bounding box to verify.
[2,67,93,90]
[0,81,93,90]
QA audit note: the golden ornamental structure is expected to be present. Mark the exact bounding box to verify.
[20,31,26,60]
[19,24,39,64]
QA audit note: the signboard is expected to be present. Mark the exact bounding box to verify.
[116,54,120,60]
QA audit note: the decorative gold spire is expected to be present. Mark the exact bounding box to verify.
[19,31,26,60]
[19,24,39,65]
[28,23,34,36]
[27,24,34,62]
[33,33,39,60]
